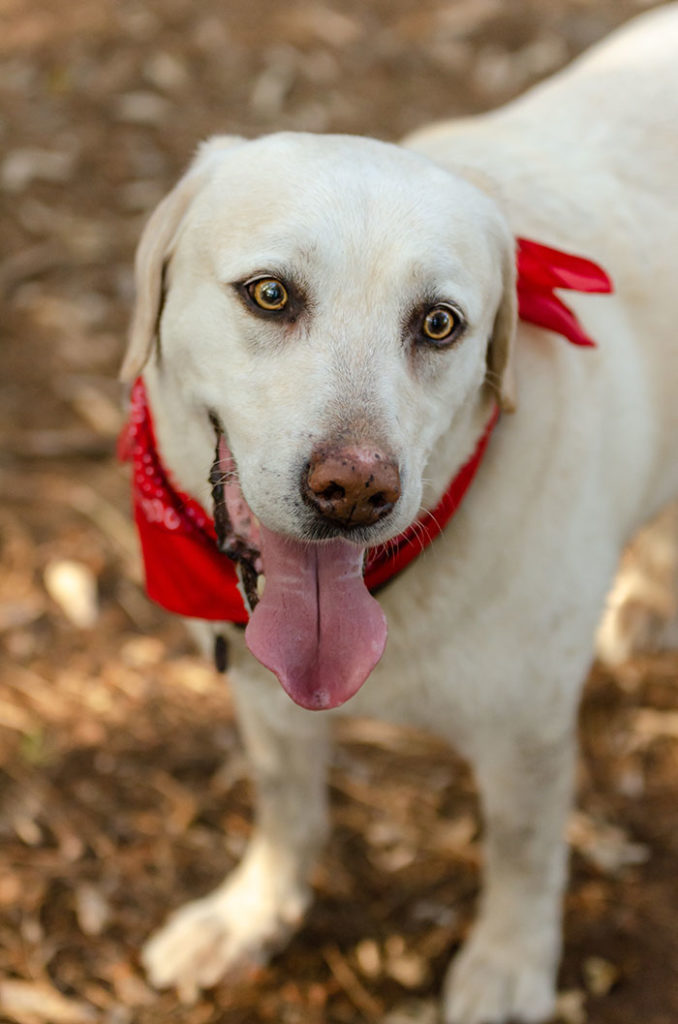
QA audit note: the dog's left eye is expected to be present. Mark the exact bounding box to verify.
[421,305,463,344]
[247,278,289,311]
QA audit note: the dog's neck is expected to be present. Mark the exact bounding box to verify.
[142,359,217,513]
[420,386,498,515]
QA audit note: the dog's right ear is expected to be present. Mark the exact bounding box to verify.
[486,229,518,413]
[448,165,518,413]
[120,135,244,382]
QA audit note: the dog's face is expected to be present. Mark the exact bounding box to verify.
[125,133,516,708]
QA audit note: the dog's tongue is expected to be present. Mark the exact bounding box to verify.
[245,525,387,710]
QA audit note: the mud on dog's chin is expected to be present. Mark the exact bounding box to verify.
[295,509,401,547]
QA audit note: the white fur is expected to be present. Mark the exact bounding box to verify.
[129,7,678,1022]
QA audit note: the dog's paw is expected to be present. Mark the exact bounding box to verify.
[442,931,556,1024]
[142,869,310,1001]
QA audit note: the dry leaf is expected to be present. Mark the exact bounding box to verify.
[75,883,111,936]
[382,999,439,1024]
[630,708,678,746]
[43,560,98,629]
[355,938,382,979]
[583,956,619,997]
[568,810,650,874]
[384,948,429,989]
[0,980,98,1024]
[113,91,170,126]
[431,814,477,853]
[555,988,587,1024]
[1,148,77,192]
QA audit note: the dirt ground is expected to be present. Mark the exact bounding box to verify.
[1,0,677,1022]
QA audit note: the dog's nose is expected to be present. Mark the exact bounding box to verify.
[304,445,401,527]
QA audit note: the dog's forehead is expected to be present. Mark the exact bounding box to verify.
[189,133,500,286]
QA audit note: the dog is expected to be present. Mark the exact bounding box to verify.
[120,6,678,1021]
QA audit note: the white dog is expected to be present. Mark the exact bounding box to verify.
[120,6,678,1022]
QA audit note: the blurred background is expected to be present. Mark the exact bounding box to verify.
[1,1,677,1022]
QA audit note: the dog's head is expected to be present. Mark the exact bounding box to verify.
[123,133,517,708]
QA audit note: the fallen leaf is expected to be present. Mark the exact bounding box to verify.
[75,883,111,936]
[44,560,98,629]
[113,91,170,126]
[1,148,77,192]
[555,988,587,1024]
[630,708,678,747]
[568,810,650,874]
[382,999,439,1024]
[354,938,382,979]
[583,956,619,997]
[0,980,98,1024]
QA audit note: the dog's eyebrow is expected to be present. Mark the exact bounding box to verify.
[231,263,299,284]
[214,238,319,284]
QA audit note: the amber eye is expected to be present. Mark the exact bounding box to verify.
[248,278,289,311]
[422,305,461,343]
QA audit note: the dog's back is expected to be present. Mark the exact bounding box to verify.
[407,3,678,198]
[509,2,678,189]
[407,2,678,522]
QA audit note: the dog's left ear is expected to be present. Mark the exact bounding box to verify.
[486,230,518,413]
[120,135,244,382]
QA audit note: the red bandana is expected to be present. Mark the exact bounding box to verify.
[120,238,612,623]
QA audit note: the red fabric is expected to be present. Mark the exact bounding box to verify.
[363,405,499,591]
[121,381,249,623]
[516,237,612,347]
[121,237,612,622]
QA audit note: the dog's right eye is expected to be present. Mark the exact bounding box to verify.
[421,304,464,345]
[247,278,289,312]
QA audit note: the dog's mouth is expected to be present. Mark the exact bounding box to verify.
[209,431,387,710]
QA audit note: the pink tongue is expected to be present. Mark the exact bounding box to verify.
[245,525,387,710]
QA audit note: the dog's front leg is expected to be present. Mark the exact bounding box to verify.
[444,717,576,1024]
[143,662,329,1001]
